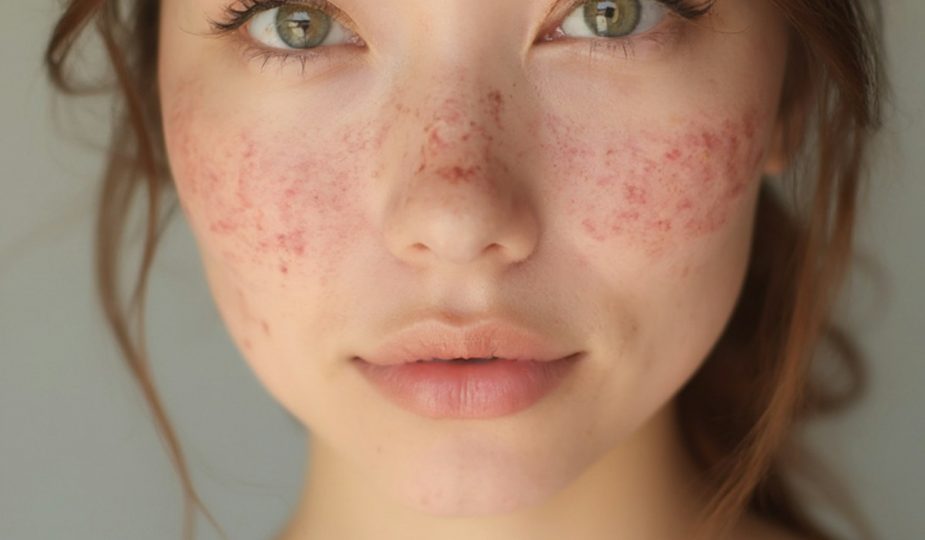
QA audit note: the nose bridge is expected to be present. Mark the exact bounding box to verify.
[376,64,539,271]
[415,78,502,183]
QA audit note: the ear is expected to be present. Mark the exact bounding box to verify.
[762,118,790,177]
[762,96,810,178]
[763,37,813,178]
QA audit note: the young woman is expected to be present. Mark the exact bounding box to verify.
[46,0,885,539]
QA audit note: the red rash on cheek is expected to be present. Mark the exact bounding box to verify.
[165,83,384,281]
[542,108,765,258]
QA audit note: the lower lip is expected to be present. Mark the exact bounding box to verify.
[352,354,582,419]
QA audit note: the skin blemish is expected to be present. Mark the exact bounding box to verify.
[411,93,503,186]
[483,89,505,128]
[436,164,483,184]
[164,80,380,287]
[541,106,767,259]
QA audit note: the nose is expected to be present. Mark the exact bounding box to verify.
[378,71,540,275]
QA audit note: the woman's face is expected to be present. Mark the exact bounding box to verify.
[160,0,789,515]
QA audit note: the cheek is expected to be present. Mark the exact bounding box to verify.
[543,108,766,260]
[163,87,387,284]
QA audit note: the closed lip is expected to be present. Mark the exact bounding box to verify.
[355,318,578,366]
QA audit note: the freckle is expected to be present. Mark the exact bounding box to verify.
[617,210,640,222]
[725,177,746,197]
[582,218,606,242]
[485,89,504,126]
[701,132,721,151]
[623,184,648,204]
[241,137,255,160]
[428,128,448,148]
[209,218,237,234]
[437,165,480,184]
[744,115,756,138]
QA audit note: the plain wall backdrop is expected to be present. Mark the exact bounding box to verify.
[2,1,922,539]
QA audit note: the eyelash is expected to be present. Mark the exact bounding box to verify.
[208,0,715,71]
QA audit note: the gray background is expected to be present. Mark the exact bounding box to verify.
[2,1,922,539]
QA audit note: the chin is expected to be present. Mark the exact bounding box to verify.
[384,436,583,518]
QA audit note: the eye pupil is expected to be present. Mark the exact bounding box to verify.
[276,5,332,49]
[583,0,641,38]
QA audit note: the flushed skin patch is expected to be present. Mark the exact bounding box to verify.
[159,0,790,533]
[543,108,766,258]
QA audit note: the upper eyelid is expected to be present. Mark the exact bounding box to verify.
[208,0,359,36]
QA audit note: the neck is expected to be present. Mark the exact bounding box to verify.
[277,400,716,540]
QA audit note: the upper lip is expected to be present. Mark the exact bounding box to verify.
[357,318,578,366]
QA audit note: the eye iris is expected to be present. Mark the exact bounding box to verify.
[582,0,641,38]
[275,5,332,49]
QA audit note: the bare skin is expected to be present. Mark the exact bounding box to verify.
[158,0,800,538]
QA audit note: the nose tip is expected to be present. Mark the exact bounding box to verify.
[379,82,540,272]
[383,159,540,269]
[396,199,538,268]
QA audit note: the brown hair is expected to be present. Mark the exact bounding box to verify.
[45,1,885,539]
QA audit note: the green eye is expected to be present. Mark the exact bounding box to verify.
[275,5,331,48]
[247,4,353,51]
[583,0,641,38]
[561,0,668,40]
